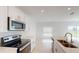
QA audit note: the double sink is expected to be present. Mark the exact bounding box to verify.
[57,40,77,48]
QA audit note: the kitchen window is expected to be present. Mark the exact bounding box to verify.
[68,26,79,41]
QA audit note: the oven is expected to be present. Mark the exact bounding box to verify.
[1,35,31,53]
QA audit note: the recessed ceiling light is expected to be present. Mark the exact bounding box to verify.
[41,9,44,13]
[67,8,71,10]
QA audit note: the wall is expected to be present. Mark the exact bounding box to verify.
[36,21,79,39]
[36,21,79,48]
[0,6,36,51]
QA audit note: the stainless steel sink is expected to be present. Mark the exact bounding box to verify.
[57,40,77,48]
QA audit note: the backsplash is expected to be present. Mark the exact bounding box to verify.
[0,31,23,42]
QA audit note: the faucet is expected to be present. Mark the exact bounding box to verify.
[65,32,73,43]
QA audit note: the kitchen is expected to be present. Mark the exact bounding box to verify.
[0,6,36,53]
[0,6,79,53]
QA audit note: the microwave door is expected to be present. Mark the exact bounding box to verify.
[8,17,25,31]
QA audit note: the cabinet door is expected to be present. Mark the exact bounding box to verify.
[0,7,7,32]
[20,43,31,53]
[54,41,65,53]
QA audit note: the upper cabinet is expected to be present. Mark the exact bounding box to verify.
[0,7,7,32]
[0,6,26,32]
[8,7,25,22]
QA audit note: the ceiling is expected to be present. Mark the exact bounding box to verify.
[18,6,79,22]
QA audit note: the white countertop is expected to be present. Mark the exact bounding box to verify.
[0,47,17,53]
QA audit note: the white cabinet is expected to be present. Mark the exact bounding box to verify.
[54,40,65,53]
[0,7,7,32]
[8,7,25,22]
[0,6,26,32]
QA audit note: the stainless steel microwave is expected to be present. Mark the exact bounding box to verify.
[7,17,25,31]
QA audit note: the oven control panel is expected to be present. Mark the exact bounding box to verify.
[1,35,21,43]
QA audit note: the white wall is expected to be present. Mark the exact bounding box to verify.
[0,6,36,51]
[36,21,79,40]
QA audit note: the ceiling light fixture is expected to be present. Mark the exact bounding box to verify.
[41,9,44,13]
[67,8,71,10]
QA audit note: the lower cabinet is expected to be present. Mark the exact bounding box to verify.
[20,43,31,53]
[54,41,65,53]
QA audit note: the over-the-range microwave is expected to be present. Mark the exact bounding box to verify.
[7,17,25,31]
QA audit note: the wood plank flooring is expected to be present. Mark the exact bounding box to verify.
[32,39,54,53]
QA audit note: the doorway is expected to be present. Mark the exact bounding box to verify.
[32,27,53,53]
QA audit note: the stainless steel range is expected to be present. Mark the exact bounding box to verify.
[1,35,31,53]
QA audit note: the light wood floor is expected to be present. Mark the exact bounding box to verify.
[32,39,53,53]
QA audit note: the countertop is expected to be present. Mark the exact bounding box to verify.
[0,47,17,53]
[17,39,31,48]
[55,39,79,53]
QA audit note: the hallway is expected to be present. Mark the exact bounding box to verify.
[32,39,53,53]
